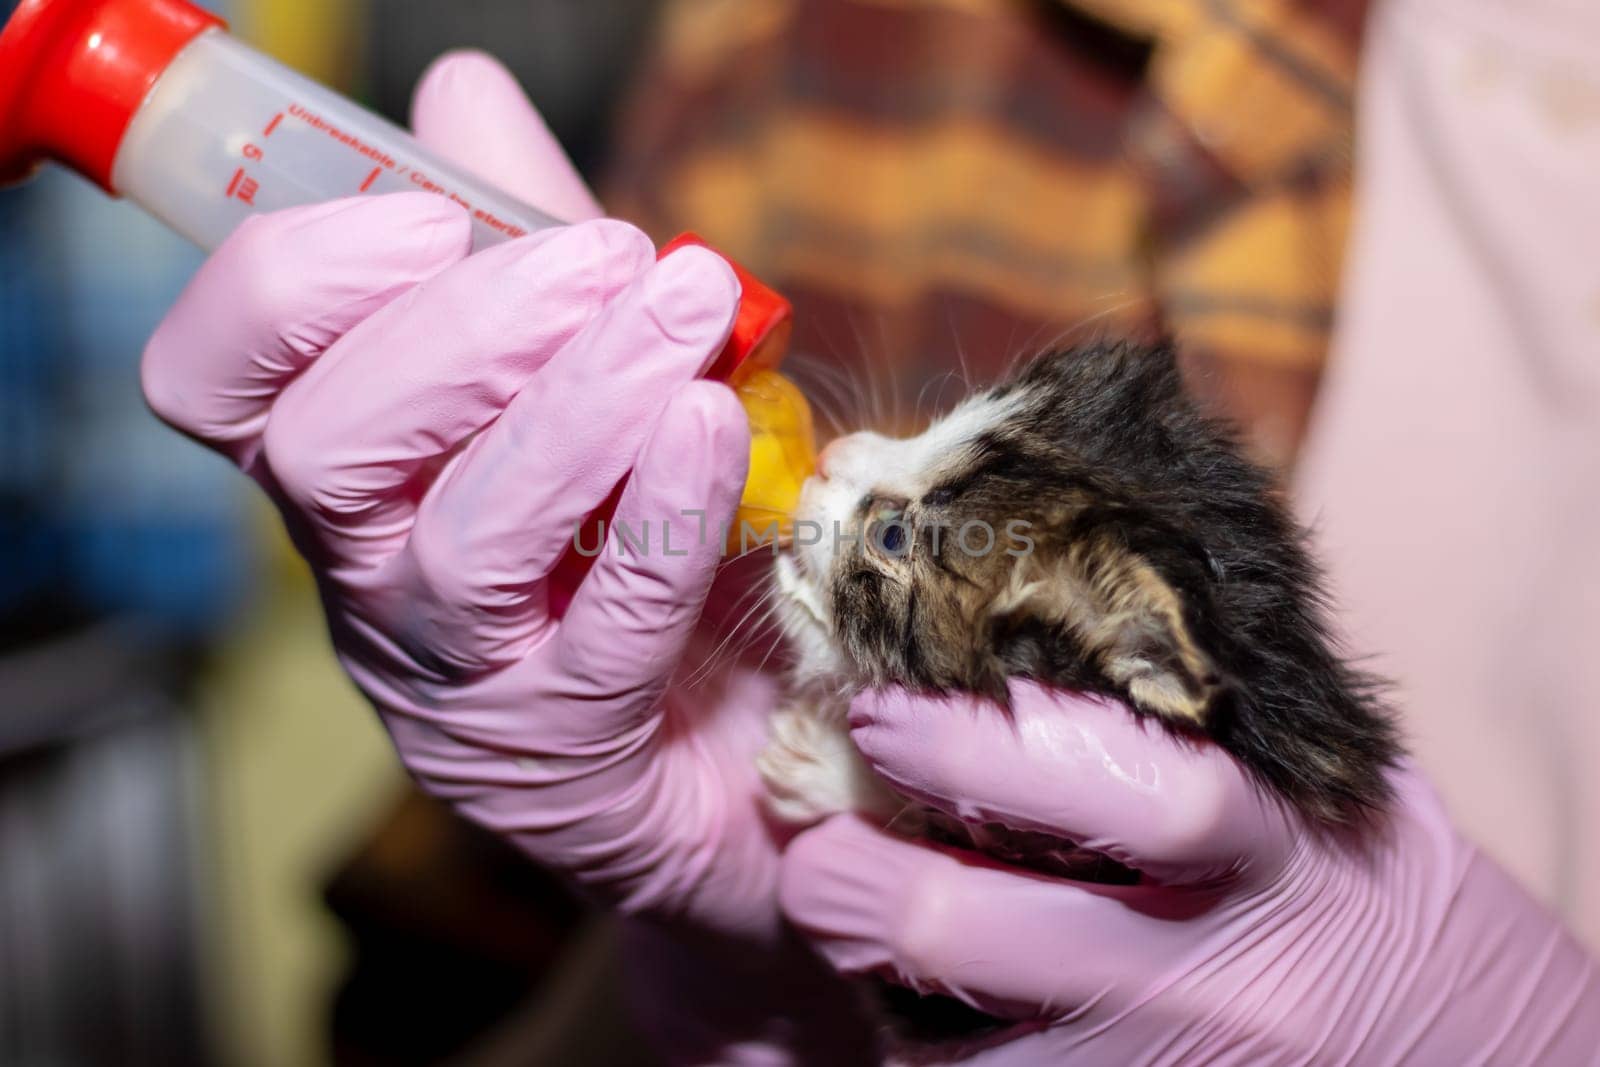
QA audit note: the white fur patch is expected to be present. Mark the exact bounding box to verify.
[758,700,900,825]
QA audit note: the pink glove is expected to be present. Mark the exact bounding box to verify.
[781,682,1600,1063]
[144,189,785,926]
[143,51,874,1065]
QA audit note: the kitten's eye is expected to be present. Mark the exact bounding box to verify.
[879,522,906,554]
[865,500,911,560]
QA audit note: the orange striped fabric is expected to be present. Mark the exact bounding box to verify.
[604,0,1367,469]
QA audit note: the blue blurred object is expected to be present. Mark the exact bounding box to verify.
[0,157,252,637]
[0,184,60,613]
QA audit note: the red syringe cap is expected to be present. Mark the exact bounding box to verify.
[0,0,223,192]
[658,232,794,384]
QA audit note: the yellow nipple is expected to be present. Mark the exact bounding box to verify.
[732,368,816,547]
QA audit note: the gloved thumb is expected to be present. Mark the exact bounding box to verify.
[410,49,603,222]
[848,682,1290,885]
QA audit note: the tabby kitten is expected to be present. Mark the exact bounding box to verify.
[761,341,1397,865]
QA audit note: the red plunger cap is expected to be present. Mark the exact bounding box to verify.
[0,0,224,192]
[659,232,794,384]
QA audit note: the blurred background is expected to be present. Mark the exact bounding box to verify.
[1,2,667,1064]
[2,0,1464,1062]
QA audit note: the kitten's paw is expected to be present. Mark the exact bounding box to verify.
[759,705,894,826]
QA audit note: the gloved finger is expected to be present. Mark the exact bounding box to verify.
[378,385,748,869]
[779,815,1191,1019]
[411,49,603,222]
[261,218,654,573]
[389,246,738,652]
[555,379,749,709]
[848,681,1292,885]
[142,193,471,471]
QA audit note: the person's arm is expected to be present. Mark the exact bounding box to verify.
[1292,0,1600,947]
[781,683,1600,1063]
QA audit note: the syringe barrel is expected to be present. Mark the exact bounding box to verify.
[1,0,791,376]
[112,28,561,252]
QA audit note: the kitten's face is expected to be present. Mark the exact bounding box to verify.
[776,385,1042,696]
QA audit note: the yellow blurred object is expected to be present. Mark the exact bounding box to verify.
[239,0,363,89]
[731,368,815,547]
[199,507,402,1067]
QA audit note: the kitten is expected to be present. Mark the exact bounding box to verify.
[759,341,1398,866]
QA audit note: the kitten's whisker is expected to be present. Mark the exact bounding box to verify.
[793,384,846,439]
[836,308,897,435]
[914,368,962,425]
[1000,317,1022,384]
[787,345,875,439]
[882,798,930,837]
[945,302,975,394]
[842,310,882,429]
[682,585,783,689]
[722,537,789,565]
[875,310,910,432]
[1056,294,1143,344]
[1004,294,1145,380]
[784,358,857,440]
[717,568,775,615]
[1002,317,1054,382]
[694,581,772,674]
[747,603,788,679]
[733,594,787,675]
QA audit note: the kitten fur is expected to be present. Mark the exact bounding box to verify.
[763,340,1399,838]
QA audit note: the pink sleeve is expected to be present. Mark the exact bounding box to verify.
[1295,0,1600,951]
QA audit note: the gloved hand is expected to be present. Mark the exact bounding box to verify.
[781,682,1600,1064]
[143,51,880,1065]
[143,52,782,951]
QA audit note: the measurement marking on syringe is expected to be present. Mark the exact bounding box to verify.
[359,166,381,193]
[263,113,284,138]
[225,167,259,205]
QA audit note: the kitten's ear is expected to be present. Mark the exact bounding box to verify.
[995,543,1222,726]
